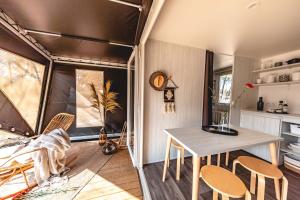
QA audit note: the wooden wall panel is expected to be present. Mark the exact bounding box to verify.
[143,39,206,164]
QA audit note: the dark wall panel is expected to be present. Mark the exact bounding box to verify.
[43,64,127,138]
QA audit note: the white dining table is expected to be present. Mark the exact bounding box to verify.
[162,125,282,200]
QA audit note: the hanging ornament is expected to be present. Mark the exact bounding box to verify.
[163,76,178,113]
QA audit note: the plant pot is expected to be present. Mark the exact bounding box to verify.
[99,127,107,146]
[102,140,118,155]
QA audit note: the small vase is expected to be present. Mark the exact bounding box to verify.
[99,127,107,146]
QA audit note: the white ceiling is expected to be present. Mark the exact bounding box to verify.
[150,0,300,58]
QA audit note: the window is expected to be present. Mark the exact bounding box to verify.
[0,48,45,131]
[218,73,232,104]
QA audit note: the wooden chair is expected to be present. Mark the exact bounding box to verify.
[0,148,44,188]
[0,113,74,192]
[42,113,75,134]
[200,165,251,200]
[162,139,184,181]
[116,122,127,149]
[233,156,288,200]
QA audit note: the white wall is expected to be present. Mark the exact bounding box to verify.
[143,39,206,164]
[230,56,258,126]
[258,50,300,114]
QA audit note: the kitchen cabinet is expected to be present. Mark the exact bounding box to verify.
[240,110,281,162]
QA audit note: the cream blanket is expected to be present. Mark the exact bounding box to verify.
[28,128,71,185]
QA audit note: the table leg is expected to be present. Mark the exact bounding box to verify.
[192,155,200,200]
[176,149,181,181]
[269,142,278,165]
[162,136,172,182]
[225,152,229,166]
[207,155,211,165]
[181,148,185,164]
[269,142,280,199]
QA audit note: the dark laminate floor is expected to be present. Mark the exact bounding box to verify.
[144,150,300,200]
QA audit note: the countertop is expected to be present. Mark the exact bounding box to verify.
[241,109,300,122]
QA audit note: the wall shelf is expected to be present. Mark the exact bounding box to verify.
[253,62,300,73]
[281,146,300,157]
[282,131,300,138]
[253,80,300,87]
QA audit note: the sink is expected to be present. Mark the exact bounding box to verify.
[202,125,238,136]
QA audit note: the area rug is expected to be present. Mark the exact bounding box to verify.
[15,141,112,200]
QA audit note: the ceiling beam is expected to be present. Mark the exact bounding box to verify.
[52,56,128,69]
[24,29,134,48]
[0,9,51,60]
[108,0,143,11]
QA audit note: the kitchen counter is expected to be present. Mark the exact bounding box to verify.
[241,109,300,123]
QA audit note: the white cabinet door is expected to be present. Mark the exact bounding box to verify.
[240,111,281,162]
[262,117,281,161]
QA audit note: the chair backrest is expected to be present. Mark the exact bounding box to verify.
[117,121,127,149]
[42,113,75,134]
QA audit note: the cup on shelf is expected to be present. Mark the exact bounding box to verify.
[292,72,300,81]
[256,78,262,84]
[264,60,273,69]
[265,74,276,83]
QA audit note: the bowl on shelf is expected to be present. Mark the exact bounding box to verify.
[274,62,283,67]
[290,124,300,135]
[288,143,300,153]
[284,154,300,167]
[287,58,300,65]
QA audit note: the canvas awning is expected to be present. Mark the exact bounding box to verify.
[0,0,152,64]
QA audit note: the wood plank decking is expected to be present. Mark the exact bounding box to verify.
[74,146,143,200]
[144,150,300,200]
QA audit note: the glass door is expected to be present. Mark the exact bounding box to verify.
[127,49,136,164]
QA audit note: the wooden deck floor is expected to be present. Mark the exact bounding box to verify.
[144,150,300,200]
[74,147,143,200]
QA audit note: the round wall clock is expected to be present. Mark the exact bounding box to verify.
[149,71,167,91]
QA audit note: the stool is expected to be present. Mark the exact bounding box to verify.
[205,152,230,166]
[200,165,251,200]
[162,139,184,181]
[233,156,288,200]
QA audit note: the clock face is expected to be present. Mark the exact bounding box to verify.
[153,75,165,88]
[149,71,167,91]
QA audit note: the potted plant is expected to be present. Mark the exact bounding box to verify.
[89,80,121,146]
